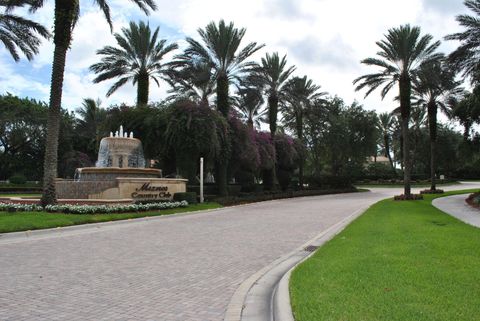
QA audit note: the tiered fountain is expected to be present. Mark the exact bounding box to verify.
[56,126,187,202]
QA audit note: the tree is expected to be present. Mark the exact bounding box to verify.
[282,76,325,187]
[166,59,216,107]
[251,52,295,190]
[75,98,107,159]
[377,112,396,174]
[0,1,50,61]
[90,21,177,106]
[233,85,265,130]
[38,0,156,206]
[354,24,441,198]
[452,87,480,141]
[177,20,264,195]
[412,60,462,190]
[446,0,480,83]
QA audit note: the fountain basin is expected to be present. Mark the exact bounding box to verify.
[75,167,162,181]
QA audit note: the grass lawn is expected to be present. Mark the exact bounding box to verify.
[290,189,480,321]
[355,181,460,188]
[0,202,221,233]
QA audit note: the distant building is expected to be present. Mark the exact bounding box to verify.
[366,155,390,166]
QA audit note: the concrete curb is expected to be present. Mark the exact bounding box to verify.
[224,205,370,321]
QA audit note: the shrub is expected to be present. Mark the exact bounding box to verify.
[363,163,396,180]
[9,174,27,185]
[173,192,197,204]
[306,175,353,189]
[0,201,188,214]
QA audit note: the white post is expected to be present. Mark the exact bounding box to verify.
[200,157,204,203]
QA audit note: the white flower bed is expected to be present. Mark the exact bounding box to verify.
[0,201,189,214]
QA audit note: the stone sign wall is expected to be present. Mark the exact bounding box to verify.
[90,178,187,201]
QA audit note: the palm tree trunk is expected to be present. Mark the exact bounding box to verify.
[384,134,396,175]
[137,71,149,106]
[463,122,471,142]
[41,0,76,206]
[267,93,278,191]
[399,75,411,197]
[247,118,254,130]
[428,100,437,191]
[216,72,229,196]
[297,112,305,189]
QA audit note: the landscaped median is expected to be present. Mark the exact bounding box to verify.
[290,189,480,321]
[0,202,221,233]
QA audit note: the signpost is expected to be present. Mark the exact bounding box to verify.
[200,157,204,203]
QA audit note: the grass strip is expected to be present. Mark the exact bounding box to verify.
[0,202,221,233]
[290,189,480,321]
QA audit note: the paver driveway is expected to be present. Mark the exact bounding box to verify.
[1,184,478,321]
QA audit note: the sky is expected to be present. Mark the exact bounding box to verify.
[0,0,470,117]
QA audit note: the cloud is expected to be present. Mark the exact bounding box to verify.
[259,0,316,21]
[285,36,358,71]
[0,0,472,118]
[421,0,465,15]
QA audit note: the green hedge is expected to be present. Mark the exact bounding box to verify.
[173,192,198,204]
[214,188,358,206]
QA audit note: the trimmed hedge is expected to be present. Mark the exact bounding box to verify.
[214,188,358,206]
[173,192,197,204]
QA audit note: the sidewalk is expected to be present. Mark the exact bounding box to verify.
[433,194,480,228]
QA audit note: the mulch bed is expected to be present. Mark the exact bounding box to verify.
[394,194,424,201]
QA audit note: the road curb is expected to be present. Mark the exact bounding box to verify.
[224,205,370,321]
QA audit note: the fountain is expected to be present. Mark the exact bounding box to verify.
[56,126,187,202]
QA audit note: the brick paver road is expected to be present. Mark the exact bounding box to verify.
[1,184,478,321]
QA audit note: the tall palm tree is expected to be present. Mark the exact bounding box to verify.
[75,98,107,158]
[353,24,441,198]
[234,85,265,130]
[177,20,264,195]
[446,0,480,83]
[0,1,50,61]
[165,59,216,107]
[282,76,325,188]
[251,52,295,190]
[90,21,177,106]
[377,112,396,173]
[36,0,156,206]
[412,60,463,191]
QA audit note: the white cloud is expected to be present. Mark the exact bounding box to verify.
[1,0,472,116]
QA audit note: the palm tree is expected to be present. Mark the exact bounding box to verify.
[90,21,177,106]
[234,85,265,130]
[412,60,463,191]
[353,24,441,198]
[177,20,264,195]
[75,98,107,159]
[251,52,295,190]
[0,1,50,61]
[452,88,480,141]
[165,59,216,107]
[38,0,156,206]
[282,76,325,188]
[377,112,396,174]
[446,0,480,83]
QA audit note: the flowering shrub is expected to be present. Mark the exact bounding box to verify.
[0,201,188,214]
[0,203,43,212]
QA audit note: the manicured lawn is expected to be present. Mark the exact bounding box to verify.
[0,202,221,233]
[290,189,480,321]
[355,181,459,188]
